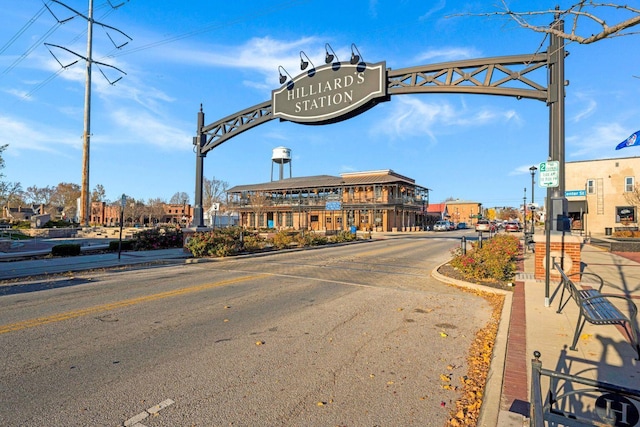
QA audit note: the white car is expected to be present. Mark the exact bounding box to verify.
[433,220,452,231]
[475,219,496,233]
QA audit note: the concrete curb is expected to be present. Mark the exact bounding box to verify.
[431,262,514,427]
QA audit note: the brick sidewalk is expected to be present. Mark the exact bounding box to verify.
[501,254,529,415]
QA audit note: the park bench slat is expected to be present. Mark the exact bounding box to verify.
[554,261,640,360]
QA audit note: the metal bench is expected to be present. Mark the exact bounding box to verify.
[554,261,640,360]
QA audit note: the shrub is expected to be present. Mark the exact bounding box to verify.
[185,227,247,257]
[131,225,183,250]
[51,243,81,257]
[271,230,295,249]
[108,240,134,251]
[43,220,75,228]
[241,233,267,252]
[449,234,519,282]
[329,230,358,243]
[295,232,328,246]
[185,227,358,258]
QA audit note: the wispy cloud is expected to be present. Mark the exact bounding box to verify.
[509,165,539,176]
[162,36,322,88]
[413,47,481,63]
[109,108,191,150]
[0,115,79,154]
[419,0,447,21]
[371,96,520,142]
[369,0,378,18]
[567,122,630,157]
[570,93,597,123]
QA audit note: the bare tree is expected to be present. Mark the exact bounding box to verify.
[203,176,229,210]
[50,182,80,221]
[170,191,190,205]
[122,197,147,226]
[91,184,106,202]
[624,185,640,215]
[0,144,24,209]
[248,192,270,229]
[0,181,23,208]
[455,1,640,44]
[145,197,167,225]
[24,185,55,205]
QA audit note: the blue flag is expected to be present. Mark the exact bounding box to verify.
[615,130,640,150]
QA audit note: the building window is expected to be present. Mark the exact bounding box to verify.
[616,206,635,223]
[277,212,283,225]
[336,217,342,225]
[249,213,255,227]
[586,179,595,194]
[286,213,293,227]
[258,214,264,227]
[310,215,319,222]
[625,177,634,192]
[326,217,332,224]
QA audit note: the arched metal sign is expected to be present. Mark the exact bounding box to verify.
[192,20,566,232]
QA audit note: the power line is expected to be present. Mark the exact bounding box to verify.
[0,2,52,55]
[0,1,120,87]
[1,21,61,78]
[109,0,310,58]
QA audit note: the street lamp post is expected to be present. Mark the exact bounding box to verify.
[118,193,125,260]
[523,188,527,253]
[529,165,537,236]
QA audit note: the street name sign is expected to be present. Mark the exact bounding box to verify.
[539,161,559,188]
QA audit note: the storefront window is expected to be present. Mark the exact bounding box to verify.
[616,206,635,223]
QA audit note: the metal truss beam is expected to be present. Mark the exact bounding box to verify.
[199,53,551,157]
[387,53,549,101]
[194,52,555,228]
[200,100,273,155]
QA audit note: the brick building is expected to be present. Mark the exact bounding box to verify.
[227,169,430,232]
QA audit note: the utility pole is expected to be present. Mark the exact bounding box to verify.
[44,0,130,226]
[80,0,94,227]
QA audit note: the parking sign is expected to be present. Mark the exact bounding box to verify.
[539,161,559,188]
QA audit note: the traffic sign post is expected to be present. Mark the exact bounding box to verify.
[539,161,559,188]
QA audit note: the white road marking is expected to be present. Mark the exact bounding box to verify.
[121,398,175,426]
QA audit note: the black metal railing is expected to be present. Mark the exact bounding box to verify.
[531,351,640,426]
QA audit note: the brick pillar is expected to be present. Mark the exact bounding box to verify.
[534,234,582,280]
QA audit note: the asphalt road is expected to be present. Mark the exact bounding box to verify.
[0,235,493,426]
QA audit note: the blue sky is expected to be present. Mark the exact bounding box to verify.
[1,1,639,209]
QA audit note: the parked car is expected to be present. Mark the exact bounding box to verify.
[505,221,520,232]
[449,221,457,230]
[475,219,496,233]
[457,222,468,229]
[433,220,452,231]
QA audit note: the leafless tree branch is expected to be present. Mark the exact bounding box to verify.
[451,1,640,44]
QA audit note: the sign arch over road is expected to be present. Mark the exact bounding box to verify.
[192,22,566,228]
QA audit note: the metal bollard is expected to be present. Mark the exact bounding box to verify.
[477,232,483,249]
[461,236,466,255]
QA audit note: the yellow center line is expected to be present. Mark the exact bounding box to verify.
[0,274,266,335]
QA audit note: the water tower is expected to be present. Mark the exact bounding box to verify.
[271,146,292,181]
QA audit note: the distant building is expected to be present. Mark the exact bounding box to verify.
[227,169,430,232]
[565,156,640,235]
[443,199,483,226]
[2,204,45,222]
